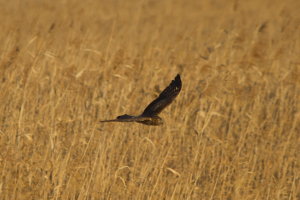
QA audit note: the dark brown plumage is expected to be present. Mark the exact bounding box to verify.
[100,74,182,126]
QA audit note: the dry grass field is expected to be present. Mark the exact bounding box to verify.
[1,0,300,199]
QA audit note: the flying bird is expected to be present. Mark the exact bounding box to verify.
[100,74,182,126]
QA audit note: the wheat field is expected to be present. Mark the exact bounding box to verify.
[1,0,300,199]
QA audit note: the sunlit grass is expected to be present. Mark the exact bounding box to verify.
[1,0,300,199]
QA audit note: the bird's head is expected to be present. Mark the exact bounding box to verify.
[152,116,163,126]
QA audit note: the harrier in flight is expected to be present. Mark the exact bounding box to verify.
[101,74,182,126]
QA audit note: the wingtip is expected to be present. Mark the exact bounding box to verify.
[175,74,181,82]
[174,74,182,87]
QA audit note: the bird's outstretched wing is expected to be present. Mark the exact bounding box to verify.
[142,74,182,116]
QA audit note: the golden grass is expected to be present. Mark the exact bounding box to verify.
[1,0,300,199]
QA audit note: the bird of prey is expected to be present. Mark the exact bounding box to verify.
[100,74,182,126]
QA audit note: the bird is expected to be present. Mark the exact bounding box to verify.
[100,74,182,126]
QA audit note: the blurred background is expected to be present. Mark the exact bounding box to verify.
[1,0,300,199]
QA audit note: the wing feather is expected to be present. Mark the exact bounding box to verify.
[142,74,182,115]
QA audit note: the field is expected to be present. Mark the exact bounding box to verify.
[1,0,300,199]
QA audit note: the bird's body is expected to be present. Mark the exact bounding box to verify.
[101,74,182,126]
